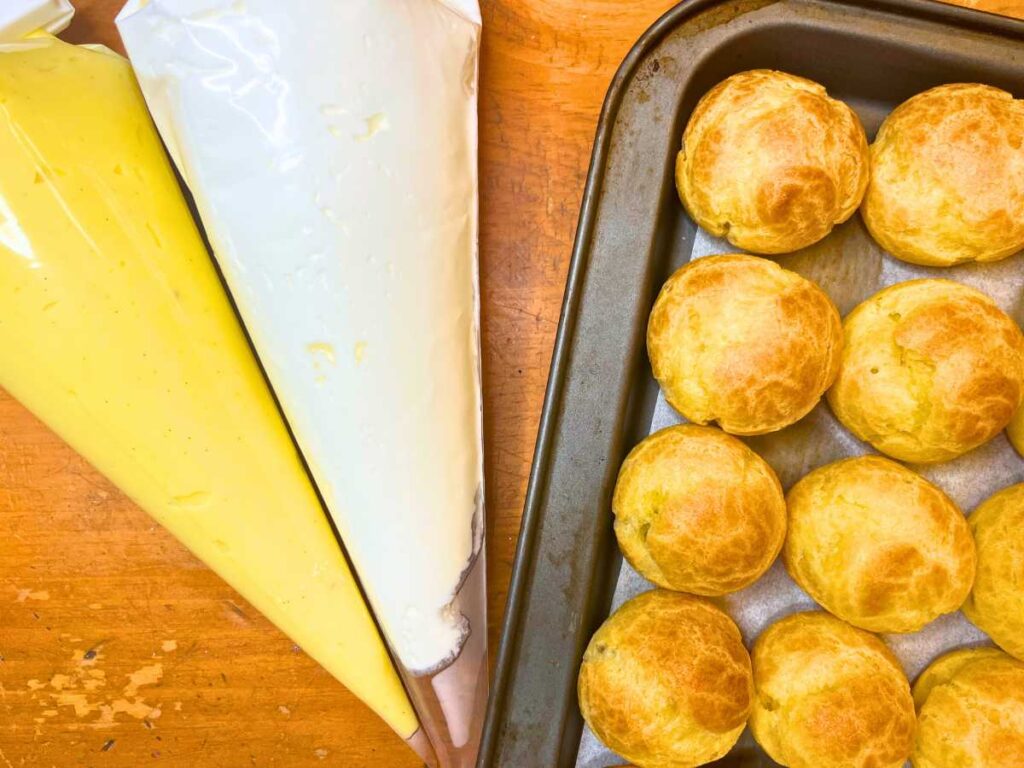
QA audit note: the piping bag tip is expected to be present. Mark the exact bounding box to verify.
[407,728,439,768]
[401,554,489,768]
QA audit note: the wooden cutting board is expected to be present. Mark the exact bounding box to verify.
[1,0,1021,766]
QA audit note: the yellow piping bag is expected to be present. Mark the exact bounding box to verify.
[0,3,433,761]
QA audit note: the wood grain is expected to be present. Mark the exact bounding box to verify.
[2,0,1023,766]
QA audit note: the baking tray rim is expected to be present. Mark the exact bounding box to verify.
[478,0,1024,765]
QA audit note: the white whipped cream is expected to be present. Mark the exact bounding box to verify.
[118,0,484,675]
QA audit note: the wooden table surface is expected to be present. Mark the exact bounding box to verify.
[1,0,1022,766]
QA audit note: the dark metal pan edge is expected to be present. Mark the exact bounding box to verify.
[478,4,734,762]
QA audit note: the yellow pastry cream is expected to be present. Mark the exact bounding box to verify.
[0,34,422,750]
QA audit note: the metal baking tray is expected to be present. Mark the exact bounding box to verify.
[478,0,1024,765]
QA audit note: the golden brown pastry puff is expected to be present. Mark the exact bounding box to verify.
[863,83,1024,267]
[827,279,1024,463]
[578,590,752,768]
[1008,405,1024,457]
[784,455,976,633]
[676,70,869,254]
[613,424,785,595]
[750,612,915,768]
[962,484,1024,661]
[912,647,1024,767]
[648,254,842,435]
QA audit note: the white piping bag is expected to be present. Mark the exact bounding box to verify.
[117,2,488,765]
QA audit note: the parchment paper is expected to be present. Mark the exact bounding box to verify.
[575,220,1024,768]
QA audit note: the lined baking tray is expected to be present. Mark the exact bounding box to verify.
[478,0,1024,766]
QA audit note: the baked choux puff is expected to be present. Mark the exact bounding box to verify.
[676,69,869,253]
[912,647,1024,768]
[863,83,1024,266]
[578,590,752,768]
[1008,403,1024,457]
[750,612,915,768]
[784,455,975,633]
[827,279,1024,463]
[648,254,842,435]
[613,424,785,595]
[962,484,1024,661]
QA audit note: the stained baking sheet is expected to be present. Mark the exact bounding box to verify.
[479,1,1024,765]
[574,222,1024,767]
